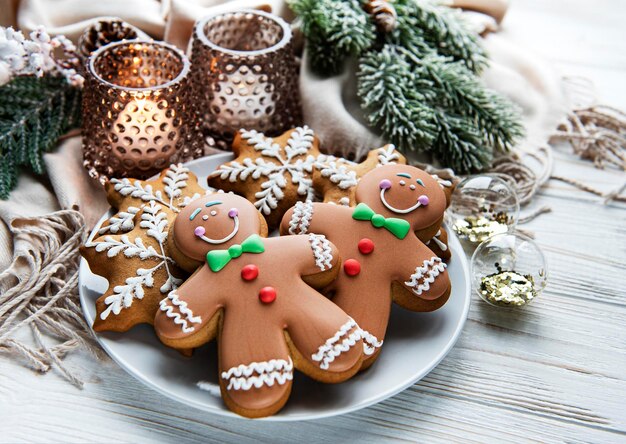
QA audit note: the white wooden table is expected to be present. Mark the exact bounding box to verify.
[2,1,626,442]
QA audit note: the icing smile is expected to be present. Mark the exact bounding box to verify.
[193,208,240,244]
[379,179,429,214]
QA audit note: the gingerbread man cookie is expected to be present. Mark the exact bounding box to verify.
[281,164,452,369]
[80,164,208,332]
[154,193,363,418]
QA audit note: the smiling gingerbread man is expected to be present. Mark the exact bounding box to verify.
[154,193,363,418]
[280,164,451,369]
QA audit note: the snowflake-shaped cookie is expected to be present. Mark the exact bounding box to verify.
[80,164,209,332]
[207,126,353,229]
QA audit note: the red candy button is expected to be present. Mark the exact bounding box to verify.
[344,259,361,277]
[358,238,375,255]
[259,286,277,304]
[241,264,259,281]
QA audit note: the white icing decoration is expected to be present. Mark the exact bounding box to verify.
[112,179,172,212]
[110,164,193,213]
[404,257,447,296]
[315,160,358,190]
[196,214,240,244]
[163,163,189,207]
[311,319,362,370]
[222,358,294,391]
[211,126,320,216]
[87,235,160,259]
[360,329,384,356]
[288,200,314,235]
[308,234,333,271]
[98,206,140,235]
[376,145,400,167]
[338,197,350,206]
[380,187,425,214]
[140,201,168,244]
[89,164,193,320]
[159,290,202,333]
[426,230,448,252]
[180,192,206,208]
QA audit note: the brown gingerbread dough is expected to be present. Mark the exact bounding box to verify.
[80,164,208,332]
[154,193,364,418]
[281,164,452,369]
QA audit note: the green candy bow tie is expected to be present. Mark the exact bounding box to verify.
[352,203,411,240]
[206,234,265,272]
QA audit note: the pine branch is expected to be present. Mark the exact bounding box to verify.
[0,75,82,198]
[393,0,488,74]
[358,44,518,172]
[289,0,376,75]
[433,111,493,172]
[289,0,525,172]
[358,46,438,150]
[421,53,524,152]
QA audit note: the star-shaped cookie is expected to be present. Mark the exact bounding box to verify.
[80,164,208,332]
[207,126,354,229]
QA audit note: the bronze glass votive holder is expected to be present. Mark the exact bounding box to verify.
[190,9,303,149]
[82,40,203,182]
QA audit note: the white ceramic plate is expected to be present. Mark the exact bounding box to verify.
[79,154,471,421]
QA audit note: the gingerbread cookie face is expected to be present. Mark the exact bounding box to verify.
[356,164,447,239]
[280,164,451,370]
[172,194,267,264]
[80,164,209,332]
[156,193,363,418]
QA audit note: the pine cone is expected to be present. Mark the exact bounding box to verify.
[78,19,148,59]
[364,0,398,33]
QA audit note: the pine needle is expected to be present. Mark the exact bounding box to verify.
[0,76,82,198]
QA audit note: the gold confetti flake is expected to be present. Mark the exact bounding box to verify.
[452,213,511,243]
[480,270,537,307]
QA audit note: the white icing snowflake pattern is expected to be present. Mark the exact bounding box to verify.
[86,164,199,320]
[211,126,332,216]
[376,145,401,167]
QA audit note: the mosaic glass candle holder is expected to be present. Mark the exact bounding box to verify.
[82,40,203,182]
[448,174,520,244]
[471,232,548,307]
[190,9,302,149]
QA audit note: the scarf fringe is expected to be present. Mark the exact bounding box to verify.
[0,209,103,388]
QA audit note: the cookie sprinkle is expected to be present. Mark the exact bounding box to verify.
[480,270,536,307]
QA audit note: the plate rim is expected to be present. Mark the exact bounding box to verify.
[79,154,471,422]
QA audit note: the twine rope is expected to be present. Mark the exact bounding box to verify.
[0,210,103,387]
[550,105,626,170]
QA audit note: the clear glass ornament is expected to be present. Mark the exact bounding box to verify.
[448,174,520,244]
[471,232,548,307]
